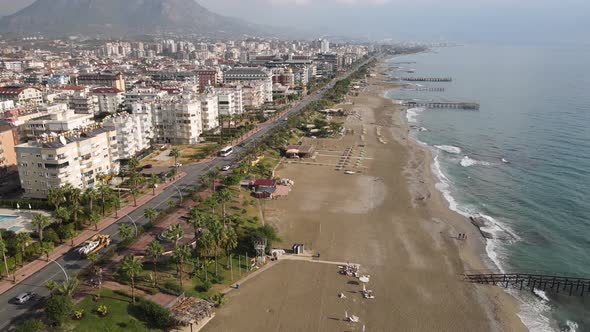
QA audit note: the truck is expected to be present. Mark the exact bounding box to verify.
[78,234,111,257]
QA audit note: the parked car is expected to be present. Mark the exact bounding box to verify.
[173,163,182,168]
[14,292,35,304]
[143,164,153,169]
[221,165,231,171]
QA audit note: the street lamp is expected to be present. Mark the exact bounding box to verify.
[48,258,69,282]
[125,214,138,237]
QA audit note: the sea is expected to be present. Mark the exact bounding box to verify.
[385,44,590,332]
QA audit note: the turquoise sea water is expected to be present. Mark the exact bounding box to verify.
[386,45,590,331]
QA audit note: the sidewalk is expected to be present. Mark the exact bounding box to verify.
[0,171,187,295]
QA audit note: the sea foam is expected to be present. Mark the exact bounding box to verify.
[406,107,425,123]
[460,156,492,167]
[435,145,462,154]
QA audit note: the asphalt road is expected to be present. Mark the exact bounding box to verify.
[0,55,378,329]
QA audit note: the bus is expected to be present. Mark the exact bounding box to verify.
[219,146,233,157]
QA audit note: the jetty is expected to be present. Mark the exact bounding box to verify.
[402,77,452,82]
[405,87,445,92]
[403,101,479,110]
[464,272,590,296]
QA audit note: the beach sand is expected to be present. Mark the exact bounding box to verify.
[203,61,527,332]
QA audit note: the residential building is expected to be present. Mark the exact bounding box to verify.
[23,108,95,139]
[223,67,273,103]
[91,88,124,114]
[0,100,15,112]
[241,81,267,109]
[15,127,119,199]
[216,85,244,117]
[0,123,18,174]
[123,88,166,110]
[199,92,219,131]
[195,69,218,92]
[103,111,153,161]
[133,96,203,144]
[0,86,43,107]
[77,72,126,91]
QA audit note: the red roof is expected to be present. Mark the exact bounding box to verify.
[0,86,35,94]
[56,85,85,91]
[91,87,123,94]
[254,179,275,187]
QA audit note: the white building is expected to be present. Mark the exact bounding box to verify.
[124,88,166,110]
[103,111,153,161]
[321,39,330,54]
[91,88,124,114]
[223,67,273,103]
[15,127,119,199]
[0,100,15,112]
[241,82,267,109]
[133,96,203,144]
[24,107,95,139]
[0,86,43,107]
[216,85,244,117]
[199,93,219,131]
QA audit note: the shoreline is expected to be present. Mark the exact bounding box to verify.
[203,57,528,332]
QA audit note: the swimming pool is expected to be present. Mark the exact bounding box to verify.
[0,215,18,220]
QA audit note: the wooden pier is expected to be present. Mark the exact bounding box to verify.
[403,101,479,110]
[464,272,590,296]
[402,77,452,82]
[405,87,445,92]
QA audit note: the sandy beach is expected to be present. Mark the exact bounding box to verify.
[203,60,527,332]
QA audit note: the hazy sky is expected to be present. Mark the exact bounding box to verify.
[1,0,589,44]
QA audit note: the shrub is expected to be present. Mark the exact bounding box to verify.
[73,309,84,320]
[198,280,212,292]
[130,299,173,329]
[15,319,44,332]
[96,305,108,317]
[211,275,225,284]
[46,295,73,327]
[43,228,60,244]
[159,281,183,296]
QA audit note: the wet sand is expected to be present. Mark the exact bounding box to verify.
[204,61,527,332]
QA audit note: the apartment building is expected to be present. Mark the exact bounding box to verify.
[103,111,153,161]
[0,86,43,107]
[0,123,17,174]
[199,93,219,131]
[223,67,273,103]
[133,96,203,144]
[216,85,244,117]
[15,127,119,199]
[241,82,266,109]
[77,72,126,91]
[123,88,166,110]
[91,88,124,114]
[23,108,95,139]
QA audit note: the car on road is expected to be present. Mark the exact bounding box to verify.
[344,170,356,175]
[14,292,35,304]
[221,165,231,171]
[143,164,153,169]
[173,162,182,168]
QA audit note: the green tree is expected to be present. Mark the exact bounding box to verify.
[145,241,164,287]
[56,277,80,298]
[45,280,58,293]
[0,238,10,279]
[214,188,233,225]
[127,157,140,173]
[15,232,31,266]
[31,213,51,242]
[15,319,44,332]
[40,241,54,261]
[119,223,135,242]
[164,224,184,249]
[89,212,101,231]
[46,295,73,327]
[54,206,71,225]
[84,187,99,216]
[149,174,160,195]
[59,223,76,246]
[130,187,140,207]
[144,207,158,225]
[120,255,143,303]
[223,227,238,278]
[47,187,66,211]
[98,184,113,217]
[67,187,83,224]
[171,147,181,165]
[187,207,207,240]
[172,245,191,288]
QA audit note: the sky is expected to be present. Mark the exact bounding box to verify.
[1,0,589,44]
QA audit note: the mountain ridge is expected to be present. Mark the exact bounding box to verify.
[0,0,265,36]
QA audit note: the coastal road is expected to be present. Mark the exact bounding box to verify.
[0,54,379,329]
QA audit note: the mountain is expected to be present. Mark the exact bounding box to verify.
[0,0,265,36]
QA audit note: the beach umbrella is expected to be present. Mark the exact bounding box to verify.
[28,204,32,210]
[359,276,370,283]
[16,203,20,210]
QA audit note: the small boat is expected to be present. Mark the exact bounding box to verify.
[501,158,509,164]
[344,170,356,175]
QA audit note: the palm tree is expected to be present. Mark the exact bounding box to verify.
[171,147,181,166]
[129,187,140,207]
[119,223,134,242]
[64,226,76,246]
[187,208,207,240]
[15,232,31,266]
[53,206,70,225]
[56,276,80,298]
[165,224,184,249]
[84,187,99,216]
[40,241,54,261]
[47,187,66,211]
[208,168,220,192]
[145,241,164,287]
[215,189,233,225]
[172,245,191,287]
[110,193,121,217]
[127,157,140,174]
[0,238,10,279]
[45,280,58,293]
[205,216,223,276]
[120,255,142,303]
[89,212,101,231]
[148,174,160,195]
[98,184,112,217]
[144,208,158,226]
[31,214,51,242]
[68,188,83,224]
[223,227,238,278]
